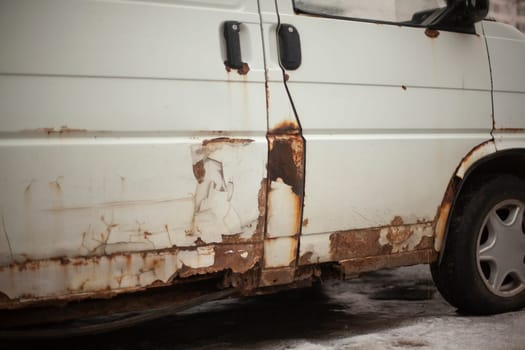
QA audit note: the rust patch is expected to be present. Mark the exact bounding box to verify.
[259,267,295,287]
[192,160,206,184]
[178,243,262,278]
[284,73,290,82]
[224,63,232,73]
[387,226,412,245]
[255,178,267,239]
[201,137,254,147]
[330,228,387,261]
[434,176,459,252]
[496,128,525,133]
[38,127,88,135]
[338,249,437,277]
[1,243,262,308]
[237,63,250,75]
[299,251,313,265]
[330,222,434,262]
[268,135,304,196]
[425,28,440,38]
[269,120,300,135]
[302,218,309,227]
[390,216,404,226]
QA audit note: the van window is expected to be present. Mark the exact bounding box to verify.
[294,0,447,25]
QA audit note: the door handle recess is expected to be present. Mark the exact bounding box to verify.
[223,21,243,70]
[278,24,302,70]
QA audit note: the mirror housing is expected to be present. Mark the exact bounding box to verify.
[462,0,490,24]
[427,0,489,31]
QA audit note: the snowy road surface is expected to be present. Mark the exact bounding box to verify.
[6,265,525,349]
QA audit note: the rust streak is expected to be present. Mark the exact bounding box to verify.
[201,137,254,147]
[496,128,525,133]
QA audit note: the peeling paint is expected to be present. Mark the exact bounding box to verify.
[0,243,262,307]
[188,138,259,243]
[378,223,434,254]
[456,140,496,179]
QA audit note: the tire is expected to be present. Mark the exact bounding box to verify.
[431,175,525,315]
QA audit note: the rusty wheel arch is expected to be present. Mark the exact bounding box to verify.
[434,146,525,262]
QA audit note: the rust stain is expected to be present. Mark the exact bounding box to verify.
[255,178,267,239]
[302,218,309,227]
[237,63,250,75]
[284,73,290,82]
[495,128,525,133]
[201,137,254,147]
[338,249,437,277]
[224,63,232,73]
[425,28,440,38]
[390,216,404,226]
[269,120,300,135]
[192,160,206,184]
[433,176,459,252]
[38,127,88,135]
[49,177,63,192]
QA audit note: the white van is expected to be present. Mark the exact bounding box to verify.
[0,0,524,322]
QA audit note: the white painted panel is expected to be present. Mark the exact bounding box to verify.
[0,0,268,271]
[0,137,267,261]
[0,0,263,81]
[272,1,492,236]
[0,75,267,133]
[302,135,488,235]
[483,21,525,133]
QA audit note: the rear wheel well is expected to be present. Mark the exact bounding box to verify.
[458,149,525,196]
[437,149,525,256]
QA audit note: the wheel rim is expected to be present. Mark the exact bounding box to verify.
[476,199,525,297]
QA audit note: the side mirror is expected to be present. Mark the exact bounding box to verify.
[464,0,489,24]
[426,0,489,31]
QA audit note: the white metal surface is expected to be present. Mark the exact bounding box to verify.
[482,21,525,150]
[0,0,268,300]
[273,1,493,237]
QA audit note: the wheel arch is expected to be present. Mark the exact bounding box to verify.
[434,141,525,259]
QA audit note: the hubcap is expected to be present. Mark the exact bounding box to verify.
[477,199,525,297]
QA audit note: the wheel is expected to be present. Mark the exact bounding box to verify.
[431,175,525,315]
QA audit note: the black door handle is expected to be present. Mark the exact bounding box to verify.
[278,24,302,70]
[223,21,243,70]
